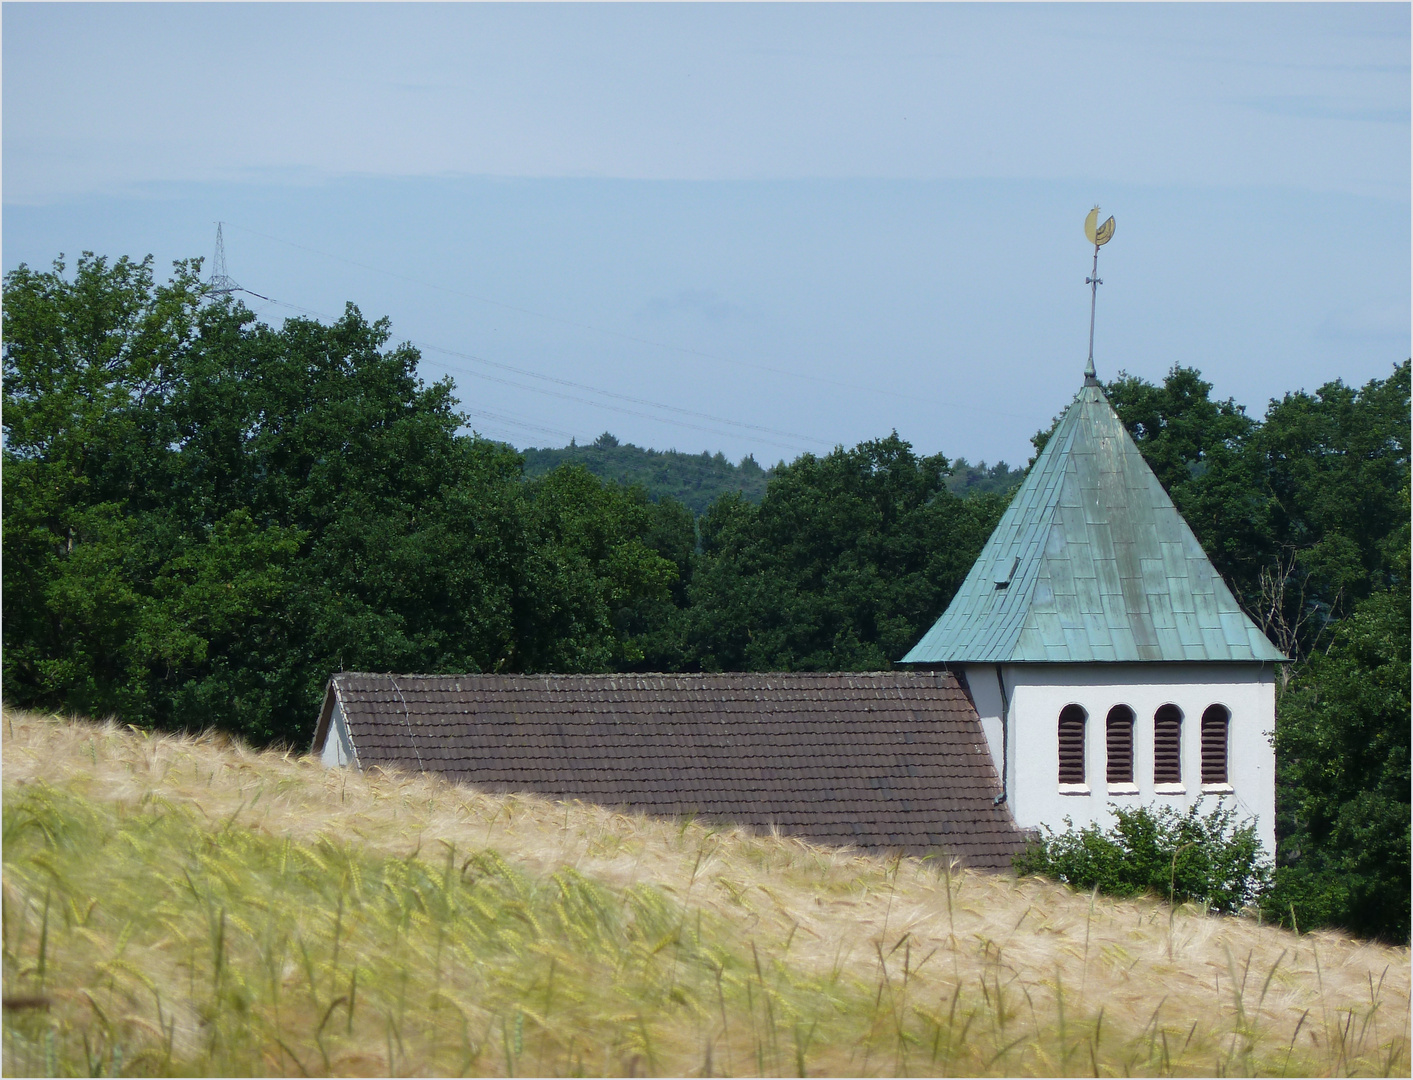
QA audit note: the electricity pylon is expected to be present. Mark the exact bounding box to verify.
[207,222,243,297]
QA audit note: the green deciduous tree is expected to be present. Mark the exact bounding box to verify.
[3,255,679,745]
[681,434,1004,671]
[511,464,679,673]
[1243,365,1410,658]
[1262,547,1410,943]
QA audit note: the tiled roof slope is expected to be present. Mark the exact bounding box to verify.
[902,382,1287,665]
[316,671,1029,869]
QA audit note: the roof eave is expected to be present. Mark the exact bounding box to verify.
[899,652,1288,666]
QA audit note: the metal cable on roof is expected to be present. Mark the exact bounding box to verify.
[389,675,425,773]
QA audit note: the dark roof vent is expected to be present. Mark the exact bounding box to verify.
[993,555,1020,589]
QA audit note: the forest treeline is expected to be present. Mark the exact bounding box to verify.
[3,254,1407,941]
[521,434,771,514]
[519,433,1019,512]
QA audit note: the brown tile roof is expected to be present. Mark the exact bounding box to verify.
[315,671,1029,870]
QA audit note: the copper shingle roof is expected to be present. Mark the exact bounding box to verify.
[902,382,1287,665]
[314,671,1029,869]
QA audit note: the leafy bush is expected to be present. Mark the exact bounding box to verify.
[1014,801,1272,915]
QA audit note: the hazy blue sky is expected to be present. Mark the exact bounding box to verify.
[5,3,1408,466]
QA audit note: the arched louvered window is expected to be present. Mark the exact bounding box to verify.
[1058,705,1087,785]
[1106,705,1135,784]
[1201,705,1230,784]
[1154,704,1183,784]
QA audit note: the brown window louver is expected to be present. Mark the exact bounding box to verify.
[1106,705,1135,784]
[1154,704,1183,784]
[1201,705,1229,784]
[1058,704,1087,784]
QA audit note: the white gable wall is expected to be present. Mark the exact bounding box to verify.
[961,662,1276,856]
[318,698,358,769]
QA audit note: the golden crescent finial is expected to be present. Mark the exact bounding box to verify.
[1085,207,1116,247]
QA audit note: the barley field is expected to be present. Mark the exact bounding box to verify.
[3,709,1407,1076]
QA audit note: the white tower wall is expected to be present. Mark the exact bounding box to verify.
[961,662,1277,857]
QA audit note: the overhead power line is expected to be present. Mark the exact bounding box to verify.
[221,220,1034,421]
[409,339,825,447]
[426,351,816,454]
[256,296,820,454]
[458,406,578,444]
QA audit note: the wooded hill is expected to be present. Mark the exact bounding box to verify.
[519,435,1020,513]
[521,434,771,515]
[3,253,1407,942]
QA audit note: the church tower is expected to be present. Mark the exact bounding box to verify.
[901,212,1285,853]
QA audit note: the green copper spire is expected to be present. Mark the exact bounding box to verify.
[901,382,1287,665]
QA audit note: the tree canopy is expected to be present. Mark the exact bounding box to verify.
[676,436,1004,672]
[3,255,681,744]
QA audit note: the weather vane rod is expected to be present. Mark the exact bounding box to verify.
[1083,207,1115,383]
